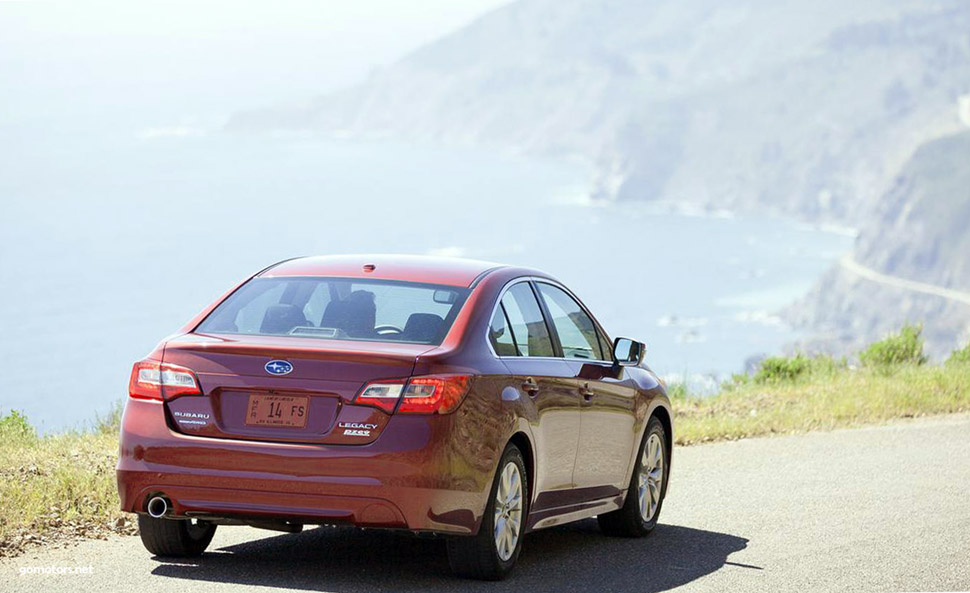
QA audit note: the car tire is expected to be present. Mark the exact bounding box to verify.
[598,415,668,537]
[138,515,217,557]
[447,444,528,580]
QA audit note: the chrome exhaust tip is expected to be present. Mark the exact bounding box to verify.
[147,496,170,519]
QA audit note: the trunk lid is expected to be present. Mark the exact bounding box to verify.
[161,333,431,444]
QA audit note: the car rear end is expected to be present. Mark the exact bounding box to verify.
[117,273,501,535]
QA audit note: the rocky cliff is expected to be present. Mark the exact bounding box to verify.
[788,131,970,358]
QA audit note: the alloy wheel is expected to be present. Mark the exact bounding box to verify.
[493,461,523,561]
[637,433,664,522]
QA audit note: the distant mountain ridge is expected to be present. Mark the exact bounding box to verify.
[229,0,970,356]
[231,0,970,221]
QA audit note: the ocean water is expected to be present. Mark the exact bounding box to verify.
[0,126,853,431]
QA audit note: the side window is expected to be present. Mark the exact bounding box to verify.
[536,283,604,360]
[500,283,555,357]
[488,305,518,356]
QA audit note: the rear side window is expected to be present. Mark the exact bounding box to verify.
[500,283,555,357]
[197,277,468,345]
[537,283,605,360]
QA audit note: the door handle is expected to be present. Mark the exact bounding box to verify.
[580,382,594,401]
[522,377,540,396]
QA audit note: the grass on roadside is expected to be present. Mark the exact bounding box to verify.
[672,324,970,444]
[0,404,135,557]
[672,363,970,444]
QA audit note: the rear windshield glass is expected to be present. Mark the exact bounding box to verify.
[196,277,469,345]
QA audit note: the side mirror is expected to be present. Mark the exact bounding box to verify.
[613,337,646,367]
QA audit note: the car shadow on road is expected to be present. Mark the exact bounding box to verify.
[150,520,748,592]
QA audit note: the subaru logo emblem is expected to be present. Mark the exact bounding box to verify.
[264,360,293,376]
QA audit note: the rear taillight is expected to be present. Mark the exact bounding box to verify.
[354,380,405,413]
[355,375,471,414]
[128,359,201,401]
[398,375,471,414]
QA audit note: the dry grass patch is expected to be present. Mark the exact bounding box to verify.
[673,364,970,445]
[0,407,135,557]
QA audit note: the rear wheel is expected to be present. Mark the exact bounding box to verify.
[138,515,217,557]
[598,415,668,537]
[447,444,527,580]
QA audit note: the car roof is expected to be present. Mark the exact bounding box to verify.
[259,254,509,288]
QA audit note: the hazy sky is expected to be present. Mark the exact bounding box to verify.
[0,0,510,128]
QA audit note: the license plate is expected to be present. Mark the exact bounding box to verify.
[245,394,309,428]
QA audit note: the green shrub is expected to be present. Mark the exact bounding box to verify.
[947,342,970,366]
[859,324,928,368]
[753,353,847,384]
[755,354,812,383]
[755,355,808,383]
[0,410,35,443]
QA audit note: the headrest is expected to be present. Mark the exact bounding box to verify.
[403,313,444,343]
[260,304,308,335]
[320,290,376,338]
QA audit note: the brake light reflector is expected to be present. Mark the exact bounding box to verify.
[129,359,201,401]
[398,375,471,414]
[355,380,405,413]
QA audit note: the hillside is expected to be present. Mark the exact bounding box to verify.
[230,0,970,224]
[789,131,970,358]
[855,131,970,290]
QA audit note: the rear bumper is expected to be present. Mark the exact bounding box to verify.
[116,398,493,535]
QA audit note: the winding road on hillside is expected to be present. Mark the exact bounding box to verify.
[3,414,969,592]
[840,255,970,307]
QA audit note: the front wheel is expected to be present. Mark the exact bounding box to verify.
[598,415,668,537]
[447,444,528,580]
[138,515,217,557]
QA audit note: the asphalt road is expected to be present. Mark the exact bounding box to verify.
[3,414,969,593]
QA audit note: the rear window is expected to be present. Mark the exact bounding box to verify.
[196,277,468,345]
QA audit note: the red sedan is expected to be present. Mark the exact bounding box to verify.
[118,255,672,579]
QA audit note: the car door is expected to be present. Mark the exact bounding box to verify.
[488,281,580,499]
[534,281,637,493]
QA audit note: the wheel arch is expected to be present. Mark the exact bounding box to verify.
[646,402,673,497]
[470,429,534,538]
[507,431,535,506]
[650,404,673,465]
